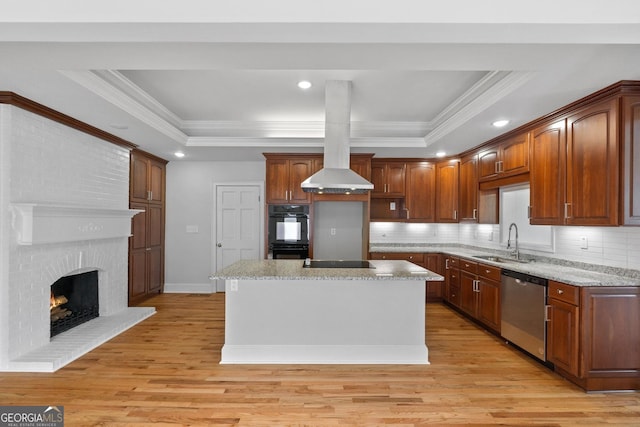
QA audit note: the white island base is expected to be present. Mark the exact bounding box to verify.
[221,278,428,364]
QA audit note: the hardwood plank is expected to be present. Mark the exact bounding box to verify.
[0,293,638,425]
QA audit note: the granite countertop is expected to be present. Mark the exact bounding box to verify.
[211,259,445,281]
[369,244,640,287]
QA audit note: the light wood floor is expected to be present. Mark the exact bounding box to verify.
[1,293,638,426]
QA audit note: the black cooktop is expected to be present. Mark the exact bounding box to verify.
[303,260,373,269]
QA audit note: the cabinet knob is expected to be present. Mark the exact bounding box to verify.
[409,256,413,259]
[485,269,491,274]
[557,289,564,295]
[217,243,222,247]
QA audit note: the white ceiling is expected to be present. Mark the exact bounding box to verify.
[1,0,640,161]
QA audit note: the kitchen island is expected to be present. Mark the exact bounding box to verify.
[211,259,443,364]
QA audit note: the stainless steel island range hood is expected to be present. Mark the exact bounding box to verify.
[301,80,374,194]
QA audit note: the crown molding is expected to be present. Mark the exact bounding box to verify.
[186,136,426,148]
[60,67,533,150]
[424,70,536,146]
[59,70,189,145]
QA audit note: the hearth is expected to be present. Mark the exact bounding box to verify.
[50,270,99,337]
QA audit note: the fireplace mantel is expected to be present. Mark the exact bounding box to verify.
[11,203,143,245]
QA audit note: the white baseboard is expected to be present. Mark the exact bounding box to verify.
[220,344,429,364]
[163,282,216,293]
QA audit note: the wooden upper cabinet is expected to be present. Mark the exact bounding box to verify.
[566,98,619,225]
[288,159,314,204]
[459,154,478,222]
[529,120,567,225]
[435,160,459,222]
[530,98,620,226]
[350,155,372,180]
[405,161,436,222]
[265,156,313,204]
[622,95,640,225]
[371,161,406,197]
[317,155,372,181]
[130,152,165,205]
[478,132,529,182]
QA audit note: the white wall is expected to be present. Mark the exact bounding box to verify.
[164,161,265,291]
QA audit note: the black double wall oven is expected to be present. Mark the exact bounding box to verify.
[268,204,310,259]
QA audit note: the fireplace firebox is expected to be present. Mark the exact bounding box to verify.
[50,270,99,337]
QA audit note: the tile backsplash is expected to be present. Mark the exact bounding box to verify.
[370,222,640,271]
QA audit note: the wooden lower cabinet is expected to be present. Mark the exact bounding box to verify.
[547,281,640,391]
[457,259,501,333]
[129,202,164,305]
[425,254,444,302]
[444,256,461,307]
[369,252,445,302]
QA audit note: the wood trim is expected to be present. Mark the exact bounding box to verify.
[478,172,529,190]
[0,91,138,150]
[132,148,169,165]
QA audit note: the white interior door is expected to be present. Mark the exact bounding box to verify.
[215,184,262,291]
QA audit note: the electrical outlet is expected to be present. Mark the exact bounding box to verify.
[580,236,588,249]
[488,231,493,241]
[229,279,238,291]
[330,228,336,236]
[390,202,396,211]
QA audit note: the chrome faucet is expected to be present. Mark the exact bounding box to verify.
[507,222,519,260]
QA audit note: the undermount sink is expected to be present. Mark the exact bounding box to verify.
[472,255,530,264]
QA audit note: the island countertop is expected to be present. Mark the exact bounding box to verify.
[211,259,444,281]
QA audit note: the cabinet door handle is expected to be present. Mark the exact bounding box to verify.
[544,305,551,322]
[146,247,151,251]
[494,162,499,174]
[564,202,571,219]
[472,209,477,220]
[499,161,504,173]
[445,259,450,269]
[147,190,152,201]
[454,210,458,220]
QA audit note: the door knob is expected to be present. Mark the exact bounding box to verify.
[217,243,222,247]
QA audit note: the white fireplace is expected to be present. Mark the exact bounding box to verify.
[0,104,155,372]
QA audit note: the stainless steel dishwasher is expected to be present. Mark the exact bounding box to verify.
[501,269,548,361]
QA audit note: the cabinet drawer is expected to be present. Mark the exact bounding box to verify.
[447,270,460,286]
[478,263,501,282]
[459,259,478,274]
[549,280,580,305]
[446,256,459,269]
[370,252,425,264]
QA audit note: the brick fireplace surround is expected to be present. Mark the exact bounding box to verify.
[0,104,155,372]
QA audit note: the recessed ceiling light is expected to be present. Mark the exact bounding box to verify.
[297,80,312,90]
[492,120,510,128]
[436,151,446,158]
[174,151,185,158]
